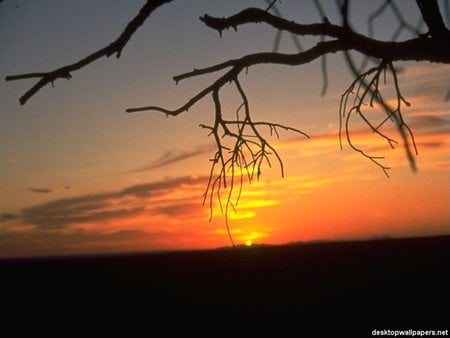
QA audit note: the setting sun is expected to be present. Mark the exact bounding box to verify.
[245,240,253,247]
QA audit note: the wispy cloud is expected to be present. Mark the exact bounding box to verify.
[0,212,18,223]
[152,202,204,219]
[4,175,208,231]
[27,187,53,194]
[275,116,449,177]
[410,115,450,134]
[400,63,450,99]
[131,143,214,173]
[0,229,177,258]
[21,177,204,229]
[0,175,214,257]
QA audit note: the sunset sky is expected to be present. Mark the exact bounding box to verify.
[0,0,449,258]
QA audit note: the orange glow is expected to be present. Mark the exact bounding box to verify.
[2,119,448,258]
[0,60,448,258]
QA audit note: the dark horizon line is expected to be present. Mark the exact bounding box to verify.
[2,233,449,263]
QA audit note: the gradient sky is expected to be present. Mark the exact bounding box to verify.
[0,0,449,258]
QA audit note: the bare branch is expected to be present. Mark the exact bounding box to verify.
[5,0,173,105]
[200,7,344,38]
[416,0,448,37]
[339,58,418,175]
[264,0,304,53]
[200,7,450,64]
[132,58,308,243]
[8,4,450,107]
[198,75,308,239]
[369,1,423,39]
[127,41,346,115]
[127,67,242,115]
[265,0,279,13]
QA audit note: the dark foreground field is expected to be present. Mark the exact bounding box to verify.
[2,236,449,336]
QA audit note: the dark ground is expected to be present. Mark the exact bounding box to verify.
[2,236,449,337]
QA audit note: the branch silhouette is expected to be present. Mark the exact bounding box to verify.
[130,67,309,245]
[339,60,417,177]
[200,7,450,63]
[5,0,173,105]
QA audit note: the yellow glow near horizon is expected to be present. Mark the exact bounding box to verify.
[245,239,253,246]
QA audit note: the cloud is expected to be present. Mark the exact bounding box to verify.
[23,205,145,230]
[4,175,209,232]
[0,213,18,223]
[410,115,450,134]
[21,193,109,229]
[400,63,450,98]
[0,228,177,258]
[131,143,215,172]
[27,187,53,194]
[416,141,446,149]
[0,175,218,257]
[118,175,204,197]
[152,202,204,219]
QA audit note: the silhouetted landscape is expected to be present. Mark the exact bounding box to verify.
[2,235,449,336]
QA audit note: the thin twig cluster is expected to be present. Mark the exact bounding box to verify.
[339,60,417,177]
[131,68,308,245]
[200,77,307,245]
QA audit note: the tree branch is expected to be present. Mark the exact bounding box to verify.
[127,67,242,115]
[415,0,448,37]
[200,7,344,38]
[340,57,418,175]
[200,7,450,64]
[7,4,450,106]
[5,0,173,105]
[129,65,308,236]
[177,40,343,82]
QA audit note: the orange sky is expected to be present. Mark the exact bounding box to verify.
[1,64,448,258]
[0,2,449,258]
